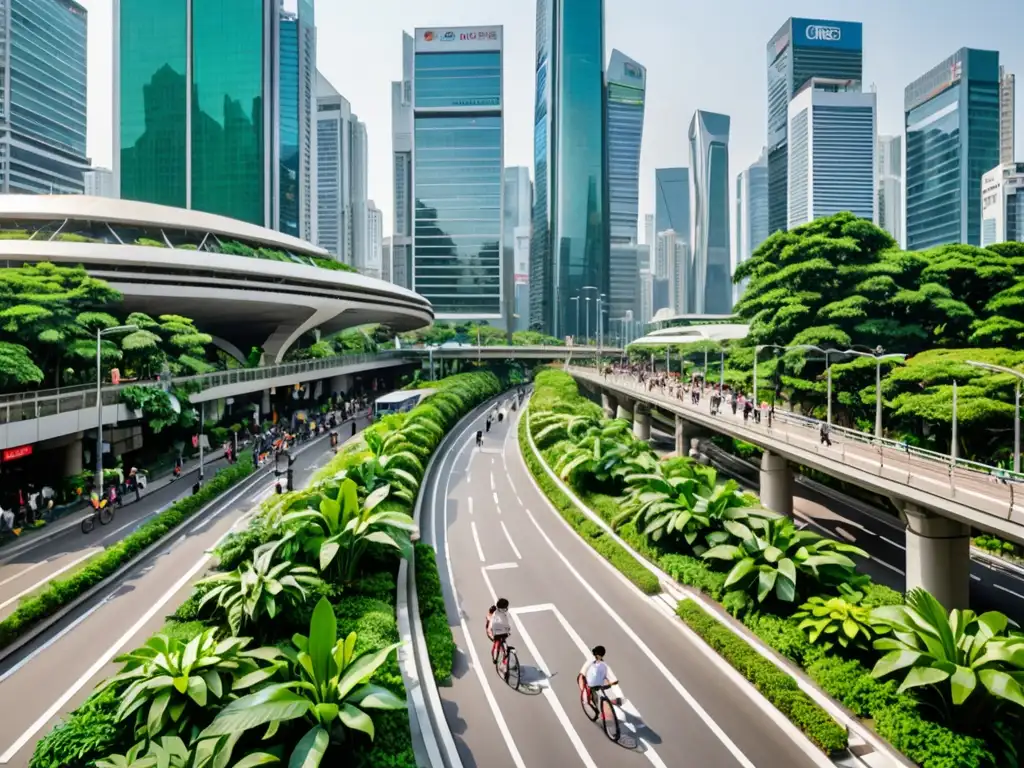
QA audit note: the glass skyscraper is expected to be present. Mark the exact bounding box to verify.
[736,149,768,301]
[689,110,732,315]
[606,49,645,244]
[116,0,316,235]
[766,18,863,235]
[904,48,1000,250]
[654,168,689,240]
[412,26,503,319]
[2,0,89,193]
[530,0,607,338]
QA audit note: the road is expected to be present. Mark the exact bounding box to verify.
[0,418,368,768]
[423,398,831,768]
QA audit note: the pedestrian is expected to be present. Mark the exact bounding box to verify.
[820,422,832,447]
[486,417,492,432]
[351,421,356,437]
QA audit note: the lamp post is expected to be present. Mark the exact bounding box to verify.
[843,346,907,438]
[584,296,592,345]
[966,360,1024,473]
[569,296,580,343]
[94,324,138,494]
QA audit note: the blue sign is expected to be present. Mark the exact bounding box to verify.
[792,19,862,51]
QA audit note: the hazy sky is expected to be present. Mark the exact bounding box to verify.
[83,0,1024,243]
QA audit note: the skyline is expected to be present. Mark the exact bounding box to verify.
[85,0,1024,248]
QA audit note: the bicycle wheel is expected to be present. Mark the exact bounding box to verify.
[490,639,501,665]
[98,507,114,525]
[505,648,520,690]
[495,646,508,679]
[578,675,598,721]
[600,696,620,741]
[81,514,95,534]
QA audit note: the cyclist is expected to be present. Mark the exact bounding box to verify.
[476,430,483,447]
[486,598,512,654]
[580,645,622,707]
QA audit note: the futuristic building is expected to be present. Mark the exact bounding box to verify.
[735,149,768,300]
[689,110,732,315]
[654,168,689,238]
[606,50,646,245]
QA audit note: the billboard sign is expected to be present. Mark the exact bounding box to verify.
[792,19,862,51]
[416,26,502,52]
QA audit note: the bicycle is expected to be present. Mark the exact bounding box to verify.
[488,627,520,690]
[81,499,114,534]
[577,674,620,741]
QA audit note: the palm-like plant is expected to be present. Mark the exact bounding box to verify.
[702,517,866,603]
[792,585,887,651]
[199,598,405,768]
[554,421,648,484]
[334,430,423,503]
[529,410,599,446]
[197,537,323,635]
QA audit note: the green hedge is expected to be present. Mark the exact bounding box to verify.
[414,543,455,685]
[0,453,253,650]
[677,601,848,754]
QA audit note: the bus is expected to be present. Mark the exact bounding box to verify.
[373,388,436,420]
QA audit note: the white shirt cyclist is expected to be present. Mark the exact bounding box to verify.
[490,608,512,635]
[580,659,622,701]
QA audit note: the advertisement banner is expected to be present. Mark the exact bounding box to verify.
[416,26,502,53]
[792,19,862,51]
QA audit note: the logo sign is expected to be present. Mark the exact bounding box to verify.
[2,445,32,462]
[415,26,501,52]
[422,30,434,41]
[792,19,861,50]
[805,25,841,42]
[624,62,643,80]
[950,59,963,84]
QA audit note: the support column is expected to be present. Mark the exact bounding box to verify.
[616,398,634,421]
[675,415,687,456]
[633,405,651,441]
[261,389,271,419]
[62,434,84,476]
[904,505,971,610]
[759,450,793,517]
[601,392,618,419]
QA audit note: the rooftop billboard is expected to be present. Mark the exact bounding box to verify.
[415,26,503,53]
[791,19,862,52]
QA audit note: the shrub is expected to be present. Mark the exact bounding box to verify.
[133,237,166,248]
[658,553,726,599]
[30,688,125,768]
[415,543,455,684]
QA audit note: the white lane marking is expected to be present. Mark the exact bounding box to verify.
[0,550,98,612]
[880,535,906,551]
[994,583,1024,600]
[492,491,499,506]
[971,574,982,582]
[436,410,526,768]
[869,556,905,575]
[499,520,522,560]
[484,562,519,572]
[481,567,497,603]
[512,618,599,768]
[517,507,758,768]
[0,558,51,588]
[490,472,496,491]
[468,497,473,516]
[471,521,486,563]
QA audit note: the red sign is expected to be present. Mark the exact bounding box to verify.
[111,368,121,385]
[2,445,33,462]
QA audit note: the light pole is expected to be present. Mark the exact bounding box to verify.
[966,360,1024,473]
[95,324,138,494]
[585,296,592,345]
[570,296,580,342]
[843,346,906,438]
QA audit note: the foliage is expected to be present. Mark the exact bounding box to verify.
[30,688,124,768]
[415,543,456,684]
[792,586,887,651]
[553,419,649,485]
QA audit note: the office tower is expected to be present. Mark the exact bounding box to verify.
[766,18,864,234]
[689,110,732,314]
[735,148,768,301]
[391,32,414,289]
[639,269,654,322]
[905,49,1000,250]
[412,26,503,320]
[84,168,116,198]
[644,213,654,246]
[655,168,689,236]
[367,202,383,279]
[877,135,903,245]
[787,85,876,228]
[0,0,88,193]
[606,50,646,244]
[316,72,352,261]
[115,0,317,232]
[350,120,369,271]
[609,244,638,325]
[1000,66,1015,165]
[981,163,1024,245]
[531,0,607,337]
[504,167,532,331]
[655,229,686,314]
[382,236,392,282]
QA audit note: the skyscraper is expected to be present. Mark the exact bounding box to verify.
[1,0,89,194]
[981,163,1024,246]
[531,0,607,337]
[316,72,353,262]
[412,26,504,320]
[787,85,876,229]
[736,149,768,301]
[643,213,654,248]
[766,18,864,235]
[350,119,369,271]
[504,167,532,330]
[606,50,645,244]
[655,168,689,236]
[84,168,116,198]
[904,48,1000,250]
[655,229,687,314]
[115,0,317,232]
[367,201,383,279]
[391,32,415,289]
[1000,66,1015,165]
[877,135,903,245]
[689,110,732,314]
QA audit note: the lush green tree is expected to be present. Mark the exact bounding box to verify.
[120,313,214,378]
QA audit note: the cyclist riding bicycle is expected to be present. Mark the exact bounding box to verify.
[580,645,622,706]
[486,598,512,650]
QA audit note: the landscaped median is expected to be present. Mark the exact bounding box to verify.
[519,369,1020,768]
[0,451,254,651]
[30,372,500,768]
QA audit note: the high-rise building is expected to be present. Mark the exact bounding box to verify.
[639,269,654,322]
[905,48,1000,250]
[1,0,88,193]
[981,163,1024,246]
[689,110,732,314]
[1000,66,1015,165]
[412,26,503,320]
[877,135,903,245]
[531,0,607,337]
[316,72,353,262]
[84,168,116,198]
[735,148,768,301]
[115,0,317,233]
[654,168,689,236]
[350,119,369,270]
[391,32,415,289]
[766,18,863,235]
[367,202,383,279]
[655,229,687,314]
[643,213,654,247]
[606,50,645,245]
[609,244,639,324]
[787,85,876,229]
[504,167,532,331]
[382,236,392,282]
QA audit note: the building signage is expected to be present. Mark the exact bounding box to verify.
[451,97,500,107]
[624,62,643,80]
[416,25,502,53]
[792,18,862,51]
[2,445,32,462]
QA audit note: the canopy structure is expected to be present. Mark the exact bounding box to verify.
[626,324,750,347]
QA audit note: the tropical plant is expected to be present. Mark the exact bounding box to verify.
[792,585,887,651]
[333,430,423,502]
[702,517,866,604]
[529,410,600,446]
[199,598,405,767]
[554,420,650,484]
[197,537,323,635]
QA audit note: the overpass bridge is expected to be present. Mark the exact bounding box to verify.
[568,366,1024,611]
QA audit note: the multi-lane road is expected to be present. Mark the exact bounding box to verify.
[422,397,835,768]
[0,421,365,768]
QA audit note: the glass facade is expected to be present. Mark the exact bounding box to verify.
[414,52,501,109]
[529,0,552,331]
[654,167,688,237]
[606,49,644,245]
[278,11,299,236]
[689,110,731,315]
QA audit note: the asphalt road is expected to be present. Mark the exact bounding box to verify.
[423,398,830,768]
[0,418,368,768]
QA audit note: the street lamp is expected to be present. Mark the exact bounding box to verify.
[966,360,1024,473]
[569,296,581,342]
[584,296,592,345]
[843,346,906,438]
[95,324,138,494]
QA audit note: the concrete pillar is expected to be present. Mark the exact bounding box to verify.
[616,398,634,421]
[675,415,687,456]
[633,405,651,441]
[261,389,271,418]
[904,505,971,610]
[601,392,618,419]
[759,450,793,516]
[62,435,83,476]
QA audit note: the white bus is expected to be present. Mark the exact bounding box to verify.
[373,388,436,420]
